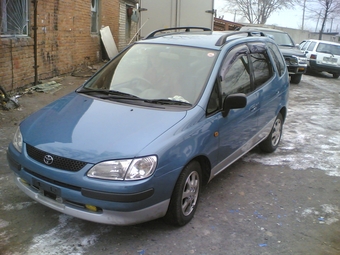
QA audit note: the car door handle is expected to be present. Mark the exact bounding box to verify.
[271,91,280,97]
[249,103,259,112]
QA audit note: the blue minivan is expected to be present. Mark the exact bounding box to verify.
[7,28,289,226]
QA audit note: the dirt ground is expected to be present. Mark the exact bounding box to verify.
[0,70,340,255]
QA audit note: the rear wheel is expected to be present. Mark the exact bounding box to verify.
[259,113,283,153]
[290,74,302,84]
[332,73,339,79]
[164,161,202,226]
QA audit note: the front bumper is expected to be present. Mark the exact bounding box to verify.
[7,144,177,225]
[284,56,307,75]
[287,65,307,75]
[14,175,169,225]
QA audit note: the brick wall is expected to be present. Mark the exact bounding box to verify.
[0,0,129,92]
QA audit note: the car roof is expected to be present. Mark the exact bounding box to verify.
[240,26,286,34]
[136,27,273,50]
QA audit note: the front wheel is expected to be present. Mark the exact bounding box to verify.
[290,74,302,84]
[259,113,283,153]
[332,73,339,79]
[164,161,202,226]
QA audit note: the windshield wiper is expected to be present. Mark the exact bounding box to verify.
[77,89,192,106]
[144,99,192,106]
[77,89,140,99]
[279,44,294,47]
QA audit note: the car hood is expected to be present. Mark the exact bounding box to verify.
[21,93,187,163]
[279,46,306,58]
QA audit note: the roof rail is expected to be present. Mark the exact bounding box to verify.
[143,27,212,40]
[215,31,266,46]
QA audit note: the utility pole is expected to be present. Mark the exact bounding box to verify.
[302,0,306,30]
[330,18,333,32]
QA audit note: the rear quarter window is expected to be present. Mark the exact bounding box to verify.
[316,43,340,55]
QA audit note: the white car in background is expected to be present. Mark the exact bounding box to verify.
[300,39,340,79]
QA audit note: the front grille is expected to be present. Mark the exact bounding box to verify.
[25,168,81,191]
[26,144,87,171]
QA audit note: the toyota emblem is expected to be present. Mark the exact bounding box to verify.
[44,155,54,165]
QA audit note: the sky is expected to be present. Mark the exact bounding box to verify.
[214,0,340,32]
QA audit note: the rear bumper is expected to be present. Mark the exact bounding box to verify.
[309,60,340,74]
[14,175,169,225]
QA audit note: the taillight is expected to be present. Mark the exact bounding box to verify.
[310,54,317,60]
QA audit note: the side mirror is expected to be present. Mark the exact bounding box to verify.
[222,93,247,117]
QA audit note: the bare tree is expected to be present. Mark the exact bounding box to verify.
[223,0,295,25]
[294,0,315,30]
[314,0,340,39]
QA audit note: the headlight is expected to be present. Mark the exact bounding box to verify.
[297,56,307,65]
[286,56,298,65]
[289,56,307,65]
[12,127,23,153]
[87,156,157,181]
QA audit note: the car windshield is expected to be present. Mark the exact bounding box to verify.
[264,31,294,46]
[316,43,340,55]
[82,44,218,105]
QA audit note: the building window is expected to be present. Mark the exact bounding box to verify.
[126,6,132,40]
[0,0,28,36]
[91,0,98,33]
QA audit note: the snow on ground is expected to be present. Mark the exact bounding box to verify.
[26,214,111,255]
[243,75,340,177]
[301,204,340,225]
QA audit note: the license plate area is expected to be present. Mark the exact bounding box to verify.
[32,178,61,198]
[323,57,338,64]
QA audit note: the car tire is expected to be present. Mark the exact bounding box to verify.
[290,74,302,84]
[164,161,202,226]
[259,113,283,153]
[332,73,340,79]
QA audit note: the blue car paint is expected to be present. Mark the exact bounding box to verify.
[21,93,187,162]
[7,30,290,225]
[7,95,219,211]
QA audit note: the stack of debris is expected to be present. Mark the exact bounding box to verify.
[0,86,20,111]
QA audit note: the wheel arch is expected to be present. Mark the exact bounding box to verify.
[279,106,287,123]
[190,155,211,186]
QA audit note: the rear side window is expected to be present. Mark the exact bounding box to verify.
[250,52,273,88]
[268,43,285,77]
[316,43,340,55]
[307,42,316,51]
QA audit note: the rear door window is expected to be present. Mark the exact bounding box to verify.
[307,42,316,51]
[250,52,273,88]
[248,42,274,89]
[268,42,285,77]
